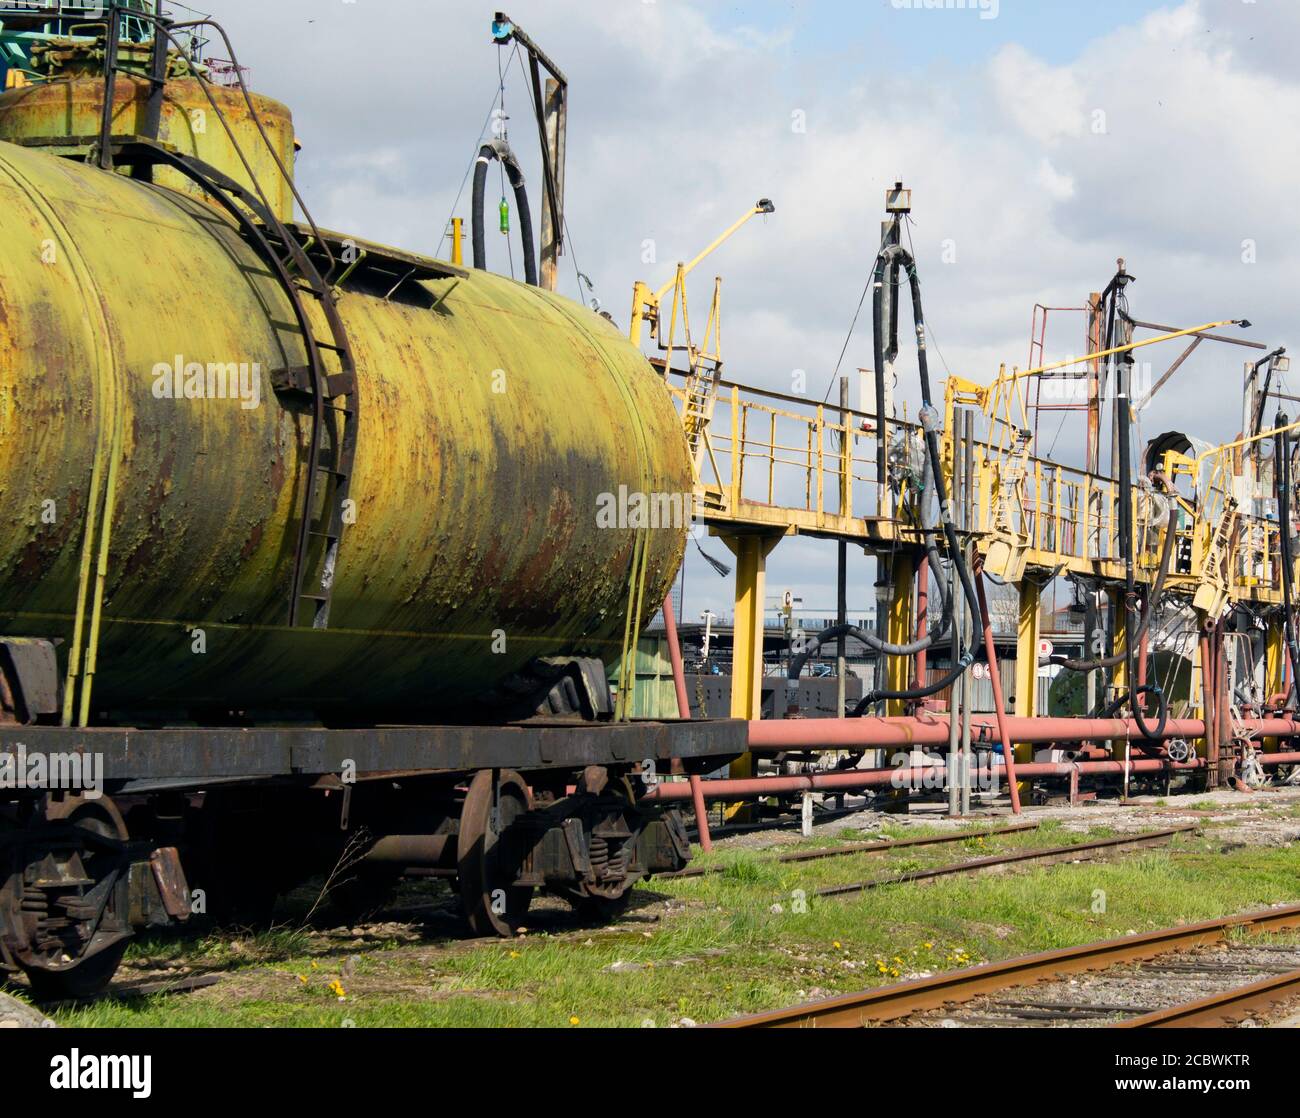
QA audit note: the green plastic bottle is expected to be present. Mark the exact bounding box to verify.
[499,196,510,234]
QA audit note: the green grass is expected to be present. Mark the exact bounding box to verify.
[33,820,1300,1029]
[121,927,314,967]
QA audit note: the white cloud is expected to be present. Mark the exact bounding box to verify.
[1034,157,1075,201]
[990,43,1087,146]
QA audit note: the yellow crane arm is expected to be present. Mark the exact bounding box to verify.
[651,200,774,302]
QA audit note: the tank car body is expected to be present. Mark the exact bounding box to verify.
[0,136,689,719]
[0,11,740,997]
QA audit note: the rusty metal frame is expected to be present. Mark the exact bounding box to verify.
[0,720,746,786]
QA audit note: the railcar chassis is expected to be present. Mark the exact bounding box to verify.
[0,719,743,998]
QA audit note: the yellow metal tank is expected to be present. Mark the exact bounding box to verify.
[0,138,691,718]
[0,37,297,219]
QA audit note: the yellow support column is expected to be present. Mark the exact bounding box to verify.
[450,217,464,266]
[1264,618,1286,754]
[884,553,917,717]
[1014,580,1040,799]
[721,531,783,820]
[883,552,917,813]
[1110,604,1128,762]
[1266,619,1286,702]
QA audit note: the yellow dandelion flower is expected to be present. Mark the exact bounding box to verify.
[569,1015,581,1026]
[832,941,842,950]
[297,975,308,985]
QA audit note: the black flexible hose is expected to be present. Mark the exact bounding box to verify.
[1131,684,1168,740]
[1052,515,1176,672]
[1093,693,1127,719]
[1096,269,1164,740]
[788,457,954,675]
[1252,349,1286,439]
[900,252,983,639]
[470,142,538,286]
[851,659,970,716]
[849,242,984,709]
[1111,309,1143,733]
[788,625,877,678]
[787,552,951,674]
[1274,416,1300,710]
[873,227,900,491]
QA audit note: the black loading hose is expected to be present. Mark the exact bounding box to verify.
[1113,344,1166,737]
[789,452,954,685]
[1274,415,1300,711]
[470,140,538,287]
[1052,509,1176,673]
[1061,268,1166,739]
[1051,512,1175,741]
[1108,272,1165,739]
[791,242,985,712]
[866,245,986,707]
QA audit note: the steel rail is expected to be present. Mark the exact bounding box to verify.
[658,821,1040,879]
[712,901,1300,1028]
[1113,967,1300,1028]
[813,826,1195,897]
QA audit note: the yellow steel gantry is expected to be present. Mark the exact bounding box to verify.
[631,202,1299,789]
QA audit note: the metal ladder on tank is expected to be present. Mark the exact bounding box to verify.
[91,9,358,629]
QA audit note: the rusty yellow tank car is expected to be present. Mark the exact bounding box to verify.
[0,115,690,718]
[0,7,741,999]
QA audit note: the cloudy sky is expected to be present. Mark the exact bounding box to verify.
[191,0,1299,622]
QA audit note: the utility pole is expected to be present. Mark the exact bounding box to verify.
[491,13,567,291]
[837,376,850,719]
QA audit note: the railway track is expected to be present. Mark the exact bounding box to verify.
[660,821,1040,879]
[713,902,1300,1028]
[813,825,1196,897]
[686,804,868,841]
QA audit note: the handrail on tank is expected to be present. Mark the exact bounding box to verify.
[88,3,337,278]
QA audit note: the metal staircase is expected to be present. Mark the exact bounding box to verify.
[983,429,1034,581]
[1193,495,1238,618]
[88,12,358,628]
[672,276,724,477]
[681,360,721,465]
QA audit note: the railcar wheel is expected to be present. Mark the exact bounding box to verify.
[457,769,533,937]
[0,795,131,999]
